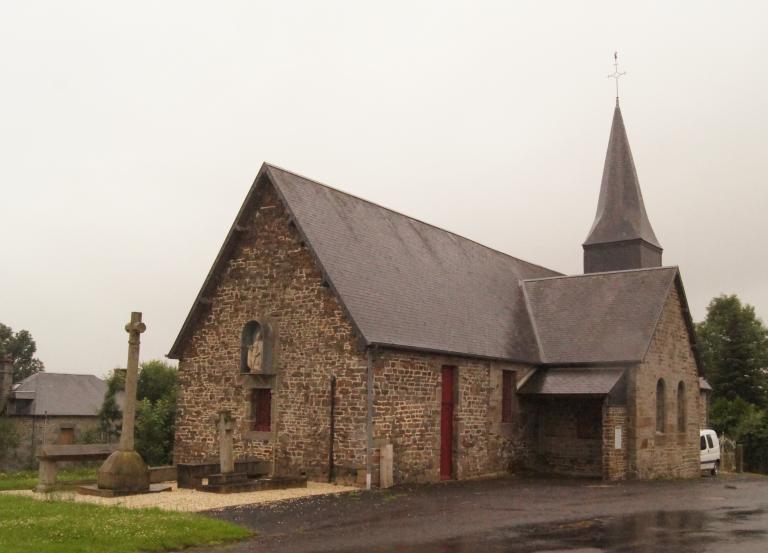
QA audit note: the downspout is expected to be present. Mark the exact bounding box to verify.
[29,416,36,468]
[365,347,374,490]
[328,375,336,483]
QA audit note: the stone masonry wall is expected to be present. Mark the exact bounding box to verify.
[174,183,368,481]
[602,405,628,480]
[3,415,102,470]
[372,350,533,484]
[628,286,700,479]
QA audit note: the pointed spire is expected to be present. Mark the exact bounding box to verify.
[582,103,662,273]
[584,104,661,248]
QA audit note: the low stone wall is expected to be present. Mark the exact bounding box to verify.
[2,415,104,470]
[177,460,272,488]
[149,465,178,483]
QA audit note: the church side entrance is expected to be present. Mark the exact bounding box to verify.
[440,366,455,480]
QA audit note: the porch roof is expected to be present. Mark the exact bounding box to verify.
[518,367,625,395]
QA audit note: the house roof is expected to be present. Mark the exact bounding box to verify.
[518,367,625,395]
[523,266,679,364]
[168,164,561,361]
[584,103,661,249]
[10,373,106,416]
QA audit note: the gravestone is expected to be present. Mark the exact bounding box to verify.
[198,410,307,493]
[218,410,235,474]
[199,411,251,493]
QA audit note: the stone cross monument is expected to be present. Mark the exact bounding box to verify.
[96,312,151,494]
[218,411,235,474]
[120,312,145,451]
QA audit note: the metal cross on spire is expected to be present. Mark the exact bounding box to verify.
[607,51,626,105]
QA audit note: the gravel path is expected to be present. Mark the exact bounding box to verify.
[1,481,357,512]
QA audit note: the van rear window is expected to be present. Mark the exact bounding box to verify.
[707,435,714,449]
[701,436,706,450]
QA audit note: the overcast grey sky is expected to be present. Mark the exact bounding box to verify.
[1,1,766,377]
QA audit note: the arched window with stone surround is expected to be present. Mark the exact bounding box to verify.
[656,379,666,433]
[677,381,686,432]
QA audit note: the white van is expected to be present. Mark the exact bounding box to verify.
[700,429,721,476]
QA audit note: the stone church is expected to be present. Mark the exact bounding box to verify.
[169,101,709,485]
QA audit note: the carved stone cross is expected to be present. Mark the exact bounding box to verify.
[218,410,235,474]
[119,312,146,452]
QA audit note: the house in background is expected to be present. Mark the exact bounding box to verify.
[169,101,710,485]
[1,372,108,469]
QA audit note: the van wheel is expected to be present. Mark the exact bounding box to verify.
[711,461,719,477]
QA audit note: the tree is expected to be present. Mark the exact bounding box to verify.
[96,360,178,465]
[97,369,126,442]
[135,359,178,465]
[0,323,45,382]
[696,295,768,407]
[137,360,178,405]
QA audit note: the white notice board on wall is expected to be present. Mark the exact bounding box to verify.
[614,427,622,449]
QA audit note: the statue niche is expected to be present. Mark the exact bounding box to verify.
[240,320,273,373]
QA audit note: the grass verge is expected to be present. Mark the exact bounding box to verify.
[0,494,250,553]
[0,467,98,491]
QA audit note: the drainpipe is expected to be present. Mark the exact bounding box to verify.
[328,375,336,483]
[29,416,36,468]
[365,347,374,490]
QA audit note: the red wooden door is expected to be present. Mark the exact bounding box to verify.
[440,366,454,480]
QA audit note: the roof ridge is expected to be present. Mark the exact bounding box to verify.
[265,163,562,276]
[522,265,678,283]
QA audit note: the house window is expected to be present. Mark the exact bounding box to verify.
[677,381,686,432]
[501,371,516,423]
[577,403,601,439]
[656,379,666,433]
[251,388,272,431]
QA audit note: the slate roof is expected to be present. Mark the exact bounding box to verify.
[584,104,661,249]
[519,367,625,395]
[523,267,678,364]
[168,164,561,361]
[168,165,695,369]
[10,373,106,416]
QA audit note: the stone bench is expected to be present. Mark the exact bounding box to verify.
[35,444,118,492]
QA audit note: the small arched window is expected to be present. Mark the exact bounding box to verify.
[656,379,666,433]
[677,381,686,432]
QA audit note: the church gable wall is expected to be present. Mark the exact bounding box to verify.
[628,285,700,479]
[173,183,367,481]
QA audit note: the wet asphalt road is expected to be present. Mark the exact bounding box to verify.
[195,474,768,552]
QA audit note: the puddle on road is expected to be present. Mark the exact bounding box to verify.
[359,507,768,553]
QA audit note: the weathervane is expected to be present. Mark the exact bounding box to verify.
[607,51,626,104]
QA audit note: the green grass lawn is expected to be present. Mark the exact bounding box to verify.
[0,467,98,491]
[0,494,250,553]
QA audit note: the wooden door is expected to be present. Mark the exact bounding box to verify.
[58,428,75,445]
[440,366,455,480]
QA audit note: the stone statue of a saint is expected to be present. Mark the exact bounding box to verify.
[246,325,263,372]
